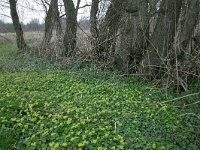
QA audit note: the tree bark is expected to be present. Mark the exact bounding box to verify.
[136,0,149,66]
[90,0,99,58]
[9,0,27,50]
[117,13,139,73]
[63,0,78,57]
[116,0,149,73]
[143,0,183,77]
[43,0,59,47]
[176,0,200,60]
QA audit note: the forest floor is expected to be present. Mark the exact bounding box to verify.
[0,45,199,149]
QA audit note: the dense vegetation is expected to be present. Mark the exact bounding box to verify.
[0,45,199,149]
[1,0,200,149]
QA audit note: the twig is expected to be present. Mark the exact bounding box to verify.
[79,4,91,9]
[180,113,200,119]
[161,92,200,104]
[176,100,200,107]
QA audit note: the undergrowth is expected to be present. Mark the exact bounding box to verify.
[0,45,199,149]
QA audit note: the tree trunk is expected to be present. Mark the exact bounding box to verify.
[63,0,78,57]
[96,0,124,61]
[117,13,139,73]
[9,0,27,51]
[115,0,149,73]
[42,0,63,57]
[176,0,200,60]
[135,0,149,67]
[90,0,99,58]
[43,0,59,47]
[143,0,183,77]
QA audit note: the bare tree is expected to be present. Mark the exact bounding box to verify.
[9,0,27,50]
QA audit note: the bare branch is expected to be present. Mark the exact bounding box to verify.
[161,92,200,104]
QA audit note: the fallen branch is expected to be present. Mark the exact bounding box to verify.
[161,92,200,103]
[176,100,200,107]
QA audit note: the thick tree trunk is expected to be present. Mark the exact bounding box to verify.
[135,0,149,66]
[115,0,149,73]
[176,0,200,60]
[172,0,200,90]
[63,0,78,57]
[9,0,27,50]
[117,13,139,73]
[143,0,183,77]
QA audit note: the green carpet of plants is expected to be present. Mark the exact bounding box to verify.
[0,45,199,149]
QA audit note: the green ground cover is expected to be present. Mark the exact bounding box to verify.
[0,45,199,149]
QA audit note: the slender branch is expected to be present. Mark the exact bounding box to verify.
[59,3,91,18]
[60,13,66,18]
[0,13,11,18]
[161,92,200,103]
[79,4,91,9]
[180,113,200,119]
[176,100,200,107]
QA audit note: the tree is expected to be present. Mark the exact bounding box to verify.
[90,0,99,58]
[63,0,80,57]
[9,0,27,50]
[175,0,200,60]
[116,0,149,73]
[143,0,183,77]
[43,0,62,48]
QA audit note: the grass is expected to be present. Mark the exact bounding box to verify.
[0,32,43,45]
[0,45,199,149]
[0,31,90,50]
[0,44,17,53]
